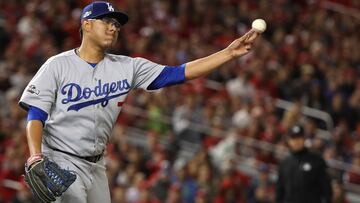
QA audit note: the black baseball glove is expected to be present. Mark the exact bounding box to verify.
[24,155,77,203]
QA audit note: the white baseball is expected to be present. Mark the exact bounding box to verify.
[252,19,266,33]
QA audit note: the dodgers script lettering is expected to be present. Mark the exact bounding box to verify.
[61,79,130,111]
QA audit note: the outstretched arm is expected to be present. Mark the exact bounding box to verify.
[184,30,259,80]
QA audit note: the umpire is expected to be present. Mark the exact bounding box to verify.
[276,124,332,203]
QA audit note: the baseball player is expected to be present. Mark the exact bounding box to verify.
[19,1,260,203]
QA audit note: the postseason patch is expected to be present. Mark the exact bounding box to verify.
[27,85,40,95]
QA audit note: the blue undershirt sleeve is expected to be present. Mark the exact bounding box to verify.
[27,106,48,126]
[147,64,186,90]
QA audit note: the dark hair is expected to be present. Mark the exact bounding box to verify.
[79,27,83,39]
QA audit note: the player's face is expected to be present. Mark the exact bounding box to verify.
[86,17,120,49]
[288,136,305,152]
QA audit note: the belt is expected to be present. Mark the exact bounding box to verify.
[48,146,103,163]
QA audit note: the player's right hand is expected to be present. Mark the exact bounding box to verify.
[226,30,259,58]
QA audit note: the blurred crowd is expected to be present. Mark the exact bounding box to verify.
[0,0,359,202]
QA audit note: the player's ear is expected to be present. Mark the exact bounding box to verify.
[81,20,92,34]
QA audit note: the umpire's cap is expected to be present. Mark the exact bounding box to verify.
[81,1,128,26]
[288,124,304,138]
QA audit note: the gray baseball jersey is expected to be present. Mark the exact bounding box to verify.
[19,49,164,156]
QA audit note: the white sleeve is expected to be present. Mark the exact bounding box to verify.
[132,57,164,91]
[18,58,58,113]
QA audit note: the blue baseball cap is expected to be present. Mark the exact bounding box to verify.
[81,1,128,25]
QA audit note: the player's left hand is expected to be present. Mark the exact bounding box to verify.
[226,30,259,58]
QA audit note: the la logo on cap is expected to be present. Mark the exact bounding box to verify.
[106,3,114,12]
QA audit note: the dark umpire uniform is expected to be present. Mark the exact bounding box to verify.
[276,125,332,203]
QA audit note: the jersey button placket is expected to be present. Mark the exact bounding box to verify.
[92,72,98,153]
